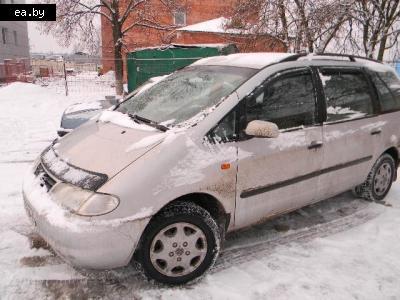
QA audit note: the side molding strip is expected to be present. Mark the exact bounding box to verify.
[240,156,372,198]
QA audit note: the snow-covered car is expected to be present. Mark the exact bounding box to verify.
[58,99,117,137]
[57,76,168,137]
[23,52,400,285]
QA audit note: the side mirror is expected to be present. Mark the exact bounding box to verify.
[245,120,280,138]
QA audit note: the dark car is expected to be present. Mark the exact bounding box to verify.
[57,98,118,137]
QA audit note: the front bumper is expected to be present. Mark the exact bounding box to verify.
[22,170,151,269]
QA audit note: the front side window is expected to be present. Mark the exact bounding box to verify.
[246,69,316,130]
[207,108,237,143]
[117,66,256,127]
[320,69,373,122]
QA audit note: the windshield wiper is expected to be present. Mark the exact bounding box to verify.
[128,113,169,132]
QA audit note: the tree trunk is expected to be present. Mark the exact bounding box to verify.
[112,24,124,96]
[377,29,389,61]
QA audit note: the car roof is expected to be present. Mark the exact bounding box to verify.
[192,53,295,69]
[192,52,395,73]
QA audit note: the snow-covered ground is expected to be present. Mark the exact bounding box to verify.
[1,82,400,299]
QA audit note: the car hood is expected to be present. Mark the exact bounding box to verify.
[54,119,164,178]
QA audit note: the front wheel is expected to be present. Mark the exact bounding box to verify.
[353,153,396,202]
[137,202,221,285]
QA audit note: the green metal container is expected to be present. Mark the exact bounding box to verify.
[126,44,238,92]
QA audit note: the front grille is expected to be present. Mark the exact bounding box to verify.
[35,163,56,191]
[41,146,108,191]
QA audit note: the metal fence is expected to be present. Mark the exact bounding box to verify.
[1,56,400,97]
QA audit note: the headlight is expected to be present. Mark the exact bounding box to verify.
[77,193,119,216]
[50,183,119,216]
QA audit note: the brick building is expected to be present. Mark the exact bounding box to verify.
[174,17,286,53]
[101,0,284,74]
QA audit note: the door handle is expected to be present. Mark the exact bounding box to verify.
[371,129,382,135]
[308,141,323,150]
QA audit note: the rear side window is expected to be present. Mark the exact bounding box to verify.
[371,71,400,112]
[319,69,373,122]
[246,69,316,129]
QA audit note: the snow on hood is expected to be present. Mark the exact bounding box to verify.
[98,110,157,131]
[54,119,164,178]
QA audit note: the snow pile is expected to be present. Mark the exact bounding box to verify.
[0,81,45,97]
[98,110,156,131]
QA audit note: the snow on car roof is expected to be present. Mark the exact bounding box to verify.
[192,52,295,69]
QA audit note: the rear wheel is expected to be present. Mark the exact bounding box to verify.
[137,202,221,285]
[353,154,396,202]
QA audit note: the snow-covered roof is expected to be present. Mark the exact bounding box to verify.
[133,43,232,52]
[177,17,244,35]
[192,52,295,69]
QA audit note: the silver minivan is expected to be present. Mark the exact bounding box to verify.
[23,53,400,284]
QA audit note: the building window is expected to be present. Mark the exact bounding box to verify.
[173,11,186,26]
[1,27,9,44]
[13,30,17,45]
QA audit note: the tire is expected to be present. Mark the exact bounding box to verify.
[353,153,396,202]
[137,202,221,285]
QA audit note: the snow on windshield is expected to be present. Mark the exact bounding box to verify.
[117,66,255,127]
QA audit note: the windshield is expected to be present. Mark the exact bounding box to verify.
[117,66,256,126]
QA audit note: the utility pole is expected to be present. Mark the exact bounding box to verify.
[62,56,69,96]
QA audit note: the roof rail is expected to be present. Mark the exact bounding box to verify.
[279,53,307,62]
[279,52,383,64]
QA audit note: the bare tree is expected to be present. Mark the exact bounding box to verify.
[346,0,400,60]
[39,0,178,95]
[229,0,352,53]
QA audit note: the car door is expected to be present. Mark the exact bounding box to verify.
[316,67,383,199]
[234,68,324,229]
[368,69,400,162]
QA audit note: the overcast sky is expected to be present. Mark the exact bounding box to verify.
[27,22,74,54]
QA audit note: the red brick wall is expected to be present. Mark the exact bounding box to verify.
[101,0,237,75]
[101,0,285,79]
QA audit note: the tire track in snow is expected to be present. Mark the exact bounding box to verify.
[20,196,385,299]
[213,204,383,272]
